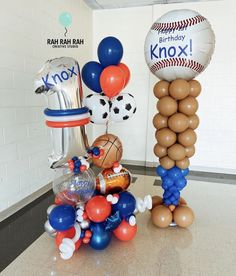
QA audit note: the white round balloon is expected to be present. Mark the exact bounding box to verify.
[144,9,215,81]
[110,93,137,122]
[84,94,110,124]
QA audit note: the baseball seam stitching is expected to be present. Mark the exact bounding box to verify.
[150,58,204,74]
[151,15,206,31]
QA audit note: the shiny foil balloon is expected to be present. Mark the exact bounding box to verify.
[34,57,88,168]
[53,167,96,205]
[145,9,215,81]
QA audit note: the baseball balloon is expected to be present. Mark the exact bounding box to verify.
[144,9,215,81]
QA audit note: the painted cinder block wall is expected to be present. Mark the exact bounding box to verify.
[93,0,236,174]
[0,0,93,213]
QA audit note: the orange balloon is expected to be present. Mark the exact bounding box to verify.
[157,96,178,116]
[117,63,130,87]
[178,96,198,116]
[173,205,194,228]
[56,227,82,250]
[100,65,125,98]
[153,143,167,158]
[155,128,177,147]
[189,114,200,129]
[176,157,190,169]
[153,113,168,130]
[185,145,195,158]
[169,79,190,100]
[189,80,201,97]
[153,81,169,99]
[160,156,175,169]
[151,205,173,228]
[167,143,186,161]
[113,219,137,241]
[178,129,197,147]
[168,113,189,133]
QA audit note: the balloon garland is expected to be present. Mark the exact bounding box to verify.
[145,9,215,228]
[35,36,151,260]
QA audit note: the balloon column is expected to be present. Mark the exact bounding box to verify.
[35,38,151,260]
[145,10,215,228]
[82,36,136,124]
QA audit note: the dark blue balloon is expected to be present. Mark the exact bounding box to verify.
[112,191,136,218]
[97,36,123,67]
[82,61,103,93]
[181,168,190,177]
[49,205,76,231]
[156,165,167,177]
[175,177,187,190]
[90,223,112,250]
[162,176,174,189]
[168,166,182,180]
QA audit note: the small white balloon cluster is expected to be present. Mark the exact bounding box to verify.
[135,195,152,213]
[76,203,90,230]
[84,93,136,125]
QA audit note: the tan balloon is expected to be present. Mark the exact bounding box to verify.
[179,96,198,116]
[151,205,173,228]
[169,79,190,100]
[189,114,200,129]
[155,128,177,147]
[185,145,195,158]
[150,196,163,211]
[176,157,190,169]
[157,96,178,116]
[178,129,197,147]
[179,197,187,205]
[168,113,189,133]
[153,80,169,99]
[160,156,175,169]
[189,80,201,97]
[153,143,167,158]
[173,205,194,228]
[153,113,168,130]
[167,143,186,161]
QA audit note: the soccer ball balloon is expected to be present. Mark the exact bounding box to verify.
[84,94,110,124]
[110,93,136,122]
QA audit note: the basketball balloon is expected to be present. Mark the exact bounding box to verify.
[92,134,123,168]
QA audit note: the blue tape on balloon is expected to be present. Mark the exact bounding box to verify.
[44,107,89,117]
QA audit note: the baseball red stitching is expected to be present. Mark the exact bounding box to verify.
[150,58,204,74]
[151,15,206,31]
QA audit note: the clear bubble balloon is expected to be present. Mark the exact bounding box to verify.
[53,167,96,205]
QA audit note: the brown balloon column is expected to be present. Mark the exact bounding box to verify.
[151,79,201,228]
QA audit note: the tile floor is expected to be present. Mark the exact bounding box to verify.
[1,173,236,276]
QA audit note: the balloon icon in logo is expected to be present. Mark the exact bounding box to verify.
[59,12,72,37]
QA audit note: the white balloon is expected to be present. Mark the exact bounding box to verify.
[110,93,137,122]
[84,94,110,124]
[144,9,215,81]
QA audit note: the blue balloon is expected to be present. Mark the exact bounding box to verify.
[162,176,174,190]
[156,165,167,177]
[49,205,76,231]
[168,166,182,179]
[181,168,190,177]
[112,191,136,218]
[97,36,123,67]
[90,223,112,250]
[175,177,187,190]
[82,61,103,93]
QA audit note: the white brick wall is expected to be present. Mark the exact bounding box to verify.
[0,0,92,212]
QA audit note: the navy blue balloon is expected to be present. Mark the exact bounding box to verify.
[49,205,76,231]
[90,223,112,250]
[97,36,123,67]
[112,191,136,218]
[175,177,187,190]
[156,165,167,177]
[82,61,103,93]
[181,168,189,177]
[168,166,182,179]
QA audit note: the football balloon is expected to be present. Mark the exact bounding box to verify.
[96,167,131,194]
[110,93,136,122]
[84,94,110,124]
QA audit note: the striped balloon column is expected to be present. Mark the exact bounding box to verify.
[151,79,200,228]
